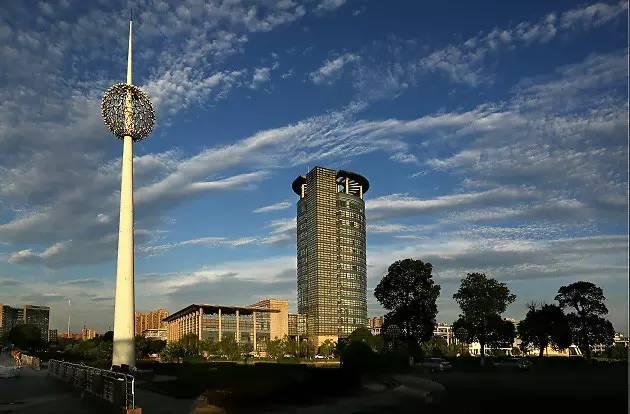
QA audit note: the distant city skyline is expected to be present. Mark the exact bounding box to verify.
[0,1,627,334]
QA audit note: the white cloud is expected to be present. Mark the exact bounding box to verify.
[367,187,538,220]
[309,53,360,84]
[416,2,627,86]
[559,1,628,29]
[315,0,347,12]
[250,66,272,89]
[253,201,293,213]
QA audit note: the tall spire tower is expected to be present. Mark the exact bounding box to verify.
[101,16,155,368]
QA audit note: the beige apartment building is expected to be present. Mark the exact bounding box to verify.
[135,308,168,335]
[81,326,97,340]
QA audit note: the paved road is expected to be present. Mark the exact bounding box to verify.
[0,367,197,414]
[0,368,110,413]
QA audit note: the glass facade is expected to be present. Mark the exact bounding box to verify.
[295,167,368,339]
[0,304,49,341]
[164,303,285,354]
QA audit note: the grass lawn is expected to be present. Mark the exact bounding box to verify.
[135,358,628,413]
[136,360,361,411]
[423,359,628,414]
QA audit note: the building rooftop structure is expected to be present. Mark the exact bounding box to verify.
[292,169,370,198]
[163,303,280,323]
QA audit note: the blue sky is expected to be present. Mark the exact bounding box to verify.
[0,0,627,334]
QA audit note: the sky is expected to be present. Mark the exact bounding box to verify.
[0,0,627,335]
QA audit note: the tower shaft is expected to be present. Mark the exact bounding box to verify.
[112,19,135,368]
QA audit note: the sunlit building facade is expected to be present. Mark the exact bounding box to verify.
[163,299,303,353]
[135,308,169,335]
[293,167,369,344]
[81,326,97,341]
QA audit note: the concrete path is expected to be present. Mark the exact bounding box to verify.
[0,367,197,414]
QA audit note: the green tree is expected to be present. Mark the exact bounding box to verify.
[452,272,516,364]
[517,304,571,357]
[604,343,628,360]
[374,259,441,342]
[318,339,335,357]
[299,338,317,359]
[285,337,298,357]
[147,339,167,355]
[348,326,373,343]
[8,324,42,350]
[135,335,149,358]
[347,327,384,353]
[555,281,614,359]
[179,333,200,357]
[486,316,516,350]
[219,336,240,360]
[200,339,220,358]
[160,342,185,361]
[267,338,285,360]
[421,335,449,357]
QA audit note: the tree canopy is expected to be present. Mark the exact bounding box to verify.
[555,281,614,358]
[517,304,571,357]
[374,258,441,342]
[452,272,516,362]
[8,324,42,350]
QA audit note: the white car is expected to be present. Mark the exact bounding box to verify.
[417,358,452,372]
[314,354,327,359]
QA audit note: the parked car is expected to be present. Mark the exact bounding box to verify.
[417,358,452,372]
[314,354,327,359]
[494,358,532,370]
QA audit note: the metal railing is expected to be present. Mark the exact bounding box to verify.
[47,359,135,410]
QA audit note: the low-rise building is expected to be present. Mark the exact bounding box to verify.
[62,332,83,340]
[163,299,296,353]
[142,328,167,341]
[367,316,384,336]
[592,332,629,353]
[434,323,457,346]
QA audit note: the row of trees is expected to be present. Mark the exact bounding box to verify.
[374,259,618,362]
[159,333,332,362]
[1,326,168,368]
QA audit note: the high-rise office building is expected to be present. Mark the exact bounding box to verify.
[292,167,369,344]
[0,304,20,336]
[23,305,50,342]
[0,304,49,341]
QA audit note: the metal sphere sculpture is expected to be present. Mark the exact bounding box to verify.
[101,83,155,141]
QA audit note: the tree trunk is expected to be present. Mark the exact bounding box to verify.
[480,340,485,366]
[538,346,545,358]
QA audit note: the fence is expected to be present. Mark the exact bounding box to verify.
[47,359,135,410]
